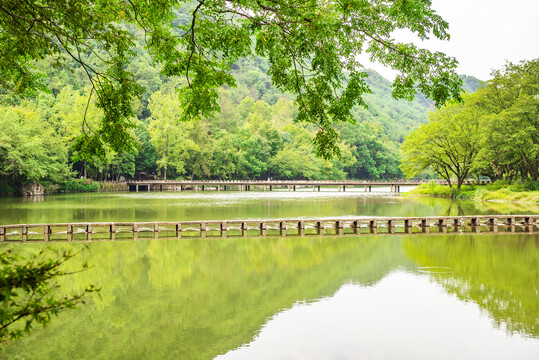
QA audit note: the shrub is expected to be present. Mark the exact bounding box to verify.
[99,182,128,192]
[0,180,15,195]
[523,180,539,192]
[58,179,100,193]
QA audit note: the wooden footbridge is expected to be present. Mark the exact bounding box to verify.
[1,215,536,243]
[126,179,486,192]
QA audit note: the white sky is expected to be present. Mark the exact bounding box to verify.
[361,0,539,81]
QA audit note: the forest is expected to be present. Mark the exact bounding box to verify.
[0,2,480,194]
[0,28,479,193]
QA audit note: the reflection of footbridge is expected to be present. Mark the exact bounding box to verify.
[1,214,536,243]
[125,179,489,193]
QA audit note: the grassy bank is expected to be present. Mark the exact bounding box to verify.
[408,181,539,203]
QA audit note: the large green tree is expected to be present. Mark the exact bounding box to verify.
[474,59,539,181]
[148,91,197,180]
[400,95,481,188]
[0,102,72,185]
[0,0,462,159]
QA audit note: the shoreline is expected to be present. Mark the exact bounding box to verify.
[406,183,539,205]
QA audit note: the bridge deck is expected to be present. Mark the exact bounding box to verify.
[1,214,535,242]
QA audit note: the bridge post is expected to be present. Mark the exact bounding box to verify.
[343,185,346,192]
[264,185,267,192]
[196,185,199,192]
[288,185,291,191]
[318,186,321,192]
[147,184,150,192]
[202,185,205,191]
[338,185,341,192]
[270,185,272,191]
[136,185,138,192]
[313,185,315,192]
[369,186,371,192]
[218,185,221,192]
[390,184,393,192]
[293,185,296,191]
[364,185,367,192]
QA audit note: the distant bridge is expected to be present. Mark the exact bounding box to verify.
[125,179,488,193]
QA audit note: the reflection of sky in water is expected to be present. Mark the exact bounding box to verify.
[217,271,539,360]
[111,186,415,206]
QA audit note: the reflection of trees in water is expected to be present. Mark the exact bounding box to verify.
[403,235,538,338]
[5,236,413,359]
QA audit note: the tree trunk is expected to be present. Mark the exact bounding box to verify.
[164,133,169,181]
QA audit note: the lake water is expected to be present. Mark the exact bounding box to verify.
[1,189,538,359]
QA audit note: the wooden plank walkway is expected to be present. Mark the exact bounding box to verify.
[1,215,537,242]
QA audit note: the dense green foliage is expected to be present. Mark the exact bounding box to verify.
[58,180,100,193]
[0,0,462,161]
[401,59,539,188]
[1,50,451,188]
[409,180,539,203]
[0,248,98,345]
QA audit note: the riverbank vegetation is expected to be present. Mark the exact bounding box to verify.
[409,180,539,204]
[401,59,539,189]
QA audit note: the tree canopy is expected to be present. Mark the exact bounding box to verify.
[400,94,480,188]
[401,59,539,186]
[0,0,462,159]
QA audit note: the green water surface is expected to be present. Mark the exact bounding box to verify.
[1,191,538,359]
